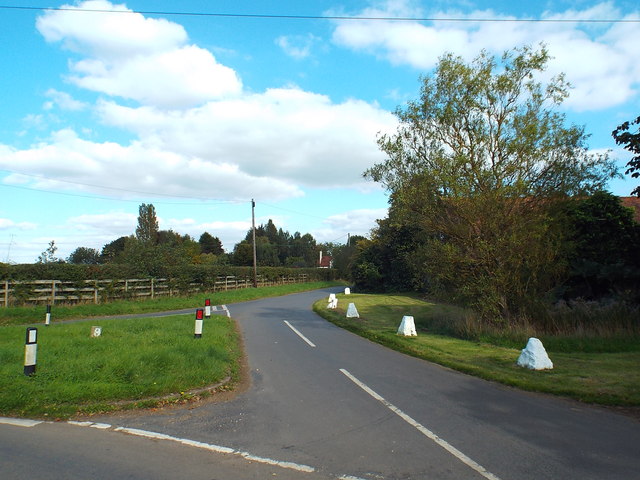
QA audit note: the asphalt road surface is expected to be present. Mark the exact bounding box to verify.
[2,287,639,479]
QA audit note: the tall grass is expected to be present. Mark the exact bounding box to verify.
[411,297,640,353]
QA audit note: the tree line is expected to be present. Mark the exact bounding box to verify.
[45,204,351,275]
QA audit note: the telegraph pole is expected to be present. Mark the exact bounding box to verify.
[251,199,258,288]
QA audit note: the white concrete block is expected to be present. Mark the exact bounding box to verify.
[329,293,336,301]
[327,297,338,309]
[345,288,351,295]
[346,303,359,318]
[397,316,417,336]
[517,338,553,370]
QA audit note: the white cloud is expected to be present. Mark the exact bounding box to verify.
[37,1,242,108]
[313,207,388,242]
[330,1,640,111]
[276,34,320,59]
[0,219,37,230]
[44,89,88,111]
[66,212,137,234]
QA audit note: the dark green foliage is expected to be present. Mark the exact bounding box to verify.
[100,236,127,262]
[199,232,224,255]
[233,219,319,268]
[562,191,640,300]
[67,247,101,265]
[351,216,426,292]
[612,115,640,197]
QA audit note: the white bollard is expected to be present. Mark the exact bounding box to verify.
[44,305,51,326]
[397,316,417,336]
[204,299,212,318]
[327,293,338,309]
[194,309,204,338]
[346,303,359,318]
[345,288,351,295]
[24,327,37,376]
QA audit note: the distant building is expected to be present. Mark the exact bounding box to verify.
[318,251,333,268]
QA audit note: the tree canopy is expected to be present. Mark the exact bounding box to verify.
[365,45,618,321]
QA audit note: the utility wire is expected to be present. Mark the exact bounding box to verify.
[0,4,638,23]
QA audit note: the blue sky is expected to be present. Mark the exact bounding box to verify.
[1,0,639,263]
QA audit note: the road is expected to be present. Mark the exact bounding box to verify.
[2,287,640,479]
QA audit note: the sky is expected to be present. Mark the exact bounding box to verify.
[1,0,639,264]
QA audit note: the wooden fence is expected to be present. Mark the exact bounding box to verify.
[0,274,309,307]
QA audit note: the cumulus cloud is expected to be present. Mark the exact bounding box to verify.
[276,34,320,59]
[44,89,88,111]
[37,0,242,108]
[0,219,37,230]
[313,207,388,242]
[0,1,398,203]
[330,1,640,111]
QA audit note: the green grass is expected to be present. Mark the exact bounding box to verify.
[0,281,346,419]
[314,293,640,407]
[0,281,346,327]
[0,314,240,419]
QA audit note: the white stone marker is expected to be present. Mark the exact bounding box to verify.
[327,293,338,309]
[345,287,351,295]
[516,337,553,370]
[346,302,359,318]
[397,316,417,336]
[90,326,102,338]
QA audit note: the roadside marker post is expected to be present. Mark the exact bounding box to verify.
[45,305,51,326]
[24,327,38,376]
[194,309,204,338]
[204,299,211,318]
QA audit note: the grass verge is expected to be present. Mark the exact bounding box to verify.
[313,293,640,407]
[0,314,240,419]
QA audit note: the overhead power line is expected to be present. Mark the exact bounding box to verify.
[0,4,638,23]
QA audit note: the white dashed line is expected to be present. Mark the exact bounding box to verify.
[339,369,503,480]
[284,320,316,347]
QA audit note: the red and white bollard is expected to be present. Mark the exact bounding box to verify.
[194,309,204,339]
[204,299,211,318]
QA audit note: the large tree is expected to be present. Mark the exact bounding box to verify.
[367,45,617,322]
[199,232,224,255]
[612,115,640,197]
[135,203,159,244]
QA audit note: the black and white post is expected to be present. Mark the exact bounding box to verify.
[194,309,204,339]
[45,304,51,326]
[204,299,211,318]
[24,327,37,376]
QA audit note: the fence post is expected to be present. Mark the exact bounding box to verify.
[94,280,98,304]
[3,280,8,307]
[151,278,155,299]
[51,280,56,306]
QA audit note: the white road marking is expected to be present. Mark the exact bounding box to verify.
[284,320,316,347]
[0,417,43,427]
[339,369,503,480]
[115,426,315,472]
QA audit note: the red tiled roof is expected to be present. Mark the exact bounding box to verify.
[621,196,640,223]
